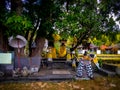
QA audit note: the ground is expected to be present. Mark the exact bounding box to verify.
[0,77,120,90]
[0,57,120,90]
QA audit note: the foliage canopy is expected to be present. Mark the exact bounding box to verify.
[0,0,120,51]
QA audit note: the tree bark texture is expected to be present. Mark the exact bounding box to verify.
[31,37,45,57]
[11,0,23,15]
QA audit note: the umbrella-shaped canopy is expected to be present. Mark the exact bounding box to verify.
[112,43,120,49]
[8,35,27,68]
[8,35,27,48]
[106,46,112,50]
[89,44,98,49]
[100,45,107,51]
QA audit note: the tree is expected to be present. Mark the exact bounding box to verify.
[98,0,120,37]
[0,0,10,51]
[23,0,62,56]
[1,0,60,56]
[11,0,23,15]
[54,0,101,51]
[5,14,32,37]
[0,0,33,54]
[54,0,120,51]
[0,0,120,56]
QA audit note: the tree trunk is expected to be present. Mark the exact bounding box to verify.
[31,37,45,57]
[28,19,40,56]
[0,23,10,52]
[11,0,23,15]
[0,0,6,12]
[0,0,8,52]
[70,29,92,51]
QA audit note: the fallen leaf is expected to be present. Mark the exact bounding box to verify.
[73,85,80,89]
[81,88,84,90]
[109,83,116,87]
[41,83,47,88]
[37,82,42,86]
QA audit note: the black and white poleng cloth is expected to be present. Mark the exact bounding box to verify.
[76,60,93,79]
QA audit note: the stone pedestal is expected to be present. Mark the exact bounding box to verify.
[116,67,120,76]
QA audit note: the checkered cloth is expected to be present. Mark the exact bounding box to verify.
[76,60,93,78]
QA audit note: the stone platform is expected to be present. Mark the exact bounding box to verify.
[0,66,104,82]
[0,58,117,82]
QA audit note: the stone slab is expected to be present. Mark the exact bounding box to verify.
[52,70,71,74]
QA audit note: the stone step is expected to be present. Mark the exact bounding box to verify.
[0,74,74,82]
[97,68,116,76]
[0,72,105,82]
[97,63,117,76]
[102,63,117,72]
